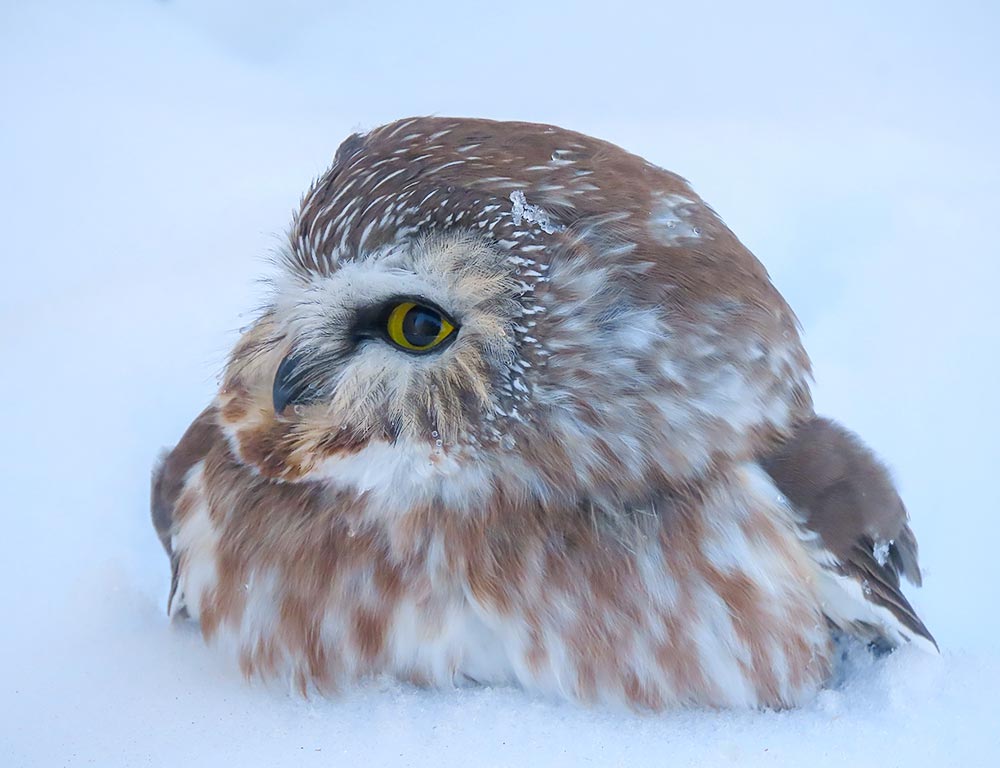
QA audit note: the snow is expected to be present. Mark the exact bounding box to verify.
[509,191,560,234]
[874,539,892,568]
[1,0,999,765]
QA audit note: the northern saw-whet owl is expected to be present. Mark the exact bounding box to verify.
[152,117,935,710]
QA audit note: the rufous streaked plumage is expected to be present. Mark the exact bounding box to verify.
[153,117,934,710]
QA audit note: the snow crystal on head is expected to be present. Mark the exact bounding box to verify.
[648,193,702,245]
[509,191,560,235]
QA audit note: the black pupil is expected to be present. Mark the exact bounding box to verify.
[402,306,442,347]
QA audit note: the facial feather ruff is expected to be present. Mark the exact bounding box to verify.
[152,117,934,710]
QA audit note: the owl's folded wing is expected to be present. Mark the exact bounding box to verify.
[760,417,937,652]
[151,406,219,616]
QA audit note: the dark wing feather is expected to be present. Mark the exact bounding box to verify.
[843,538,934,643]
[151,406,219,615]
[761,416,936,650]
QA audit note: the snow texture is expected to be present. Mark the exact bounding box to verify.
[1,1,999,766]
[874,539,892,568]
[510,191,560,234]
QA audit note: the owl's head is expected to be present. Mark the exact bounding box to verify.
[217,118,812,517]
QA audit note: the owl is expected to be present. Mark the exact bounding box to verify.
[152,117,935,710]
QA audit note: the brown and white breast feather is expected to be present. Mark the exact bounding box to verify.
[152,116,935,710]
[158,420,836,707]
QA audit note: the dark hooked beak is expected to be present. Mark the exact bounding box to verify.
[272,353,313,414]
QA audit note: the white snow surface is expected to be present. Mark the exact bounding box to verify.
[2,1,999,765]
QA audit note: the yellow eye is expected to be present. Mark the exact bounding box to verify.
[386,301,456,352]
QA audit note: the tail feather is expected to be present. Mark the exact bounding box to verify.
[761,416,937,651]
